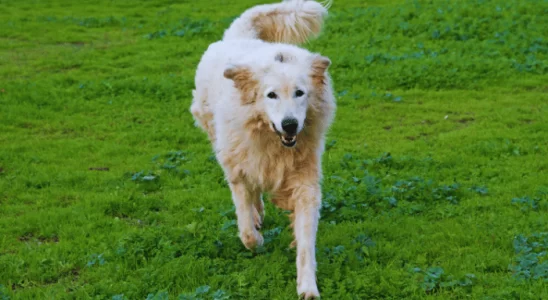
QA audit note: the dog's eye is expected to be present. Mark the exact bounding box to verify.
[267,92,278,99]
[295,90,305,97]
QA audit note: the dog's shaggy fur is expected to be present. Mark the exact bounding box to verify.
[190,1,335,298]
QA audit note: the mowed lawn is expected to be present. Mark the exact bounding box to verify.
[0,0,547,299]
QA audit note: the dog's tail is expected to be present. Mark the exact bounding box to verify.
[222,0,332,44]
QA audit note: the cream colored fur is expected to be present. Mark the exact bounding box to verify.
[190,1,335,298]
[223,0,331,44]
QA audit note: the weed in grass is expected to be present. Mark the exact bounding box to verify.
[511,190,547,212]
[511,196,540,211]
[323,245,347,265]
[152,150,191,178]
[509,233,548,281]
[262,227,283,244]
[413,267,477,293]
[432,183,461,204]
[87,253,106,268]
[145,18,217,40]
[177,285,231,300]
[353,234,376,262]
[469,185,489,195]
[145,291,168,300]
[322,153,468,221]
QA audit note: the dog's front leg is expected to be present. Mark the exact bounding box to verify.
[293,184,321,299]
[229,182,263,250]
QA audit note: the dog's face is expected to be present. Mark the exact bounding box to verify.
[224,53,330,148]
[261,66,309,147]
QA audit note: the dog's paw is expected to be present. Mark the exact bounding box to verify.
[298,290,320,300]
[240,229,264,250]
[298,281,320,299]
[299,292,320,300]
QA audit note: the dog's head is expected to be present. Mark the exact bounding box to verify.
[224,51,331,148]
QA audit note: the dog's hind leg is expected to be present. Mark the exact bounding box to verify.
[253,194,265,229]
[229,182,264,250]
[190,89,216,143]
[292,184,321,299]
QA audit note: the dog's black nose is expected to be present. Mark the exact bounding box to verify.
[281,118,298,135]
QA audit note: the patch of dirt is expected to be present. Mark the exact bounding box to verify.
[19,233,59,243]
[406,133,428,141]
[18,232,34,242]
[456,117,475,124]
[59,195,78,207]
[71,267,80,278]
[0,249,16,256]
[18,122,33,129]
[62,128,75,134]
[59,267,81,285]
[89,167,110,171]
[62,267,80,280]
[38,235,59,243]
[57,65,81,73]
[43,277,59,285]
[55,41,86,47]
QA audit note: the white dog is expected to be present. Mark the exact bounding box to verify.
[190,0,335,298]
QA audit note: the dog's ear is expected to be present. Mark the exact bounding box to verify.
[310,55,331,88]
[224,65,259,105]
[223,65,245,80]
[311,55,331,74]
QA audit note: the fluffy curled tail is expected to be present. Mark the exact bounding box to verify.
[223,0,332,44]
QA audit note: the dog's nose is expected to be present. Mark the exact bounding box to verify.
[281,118,298,135]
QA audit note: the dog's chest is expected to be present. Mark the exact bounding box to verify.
[240,146,297,192]
[217,126,318,193]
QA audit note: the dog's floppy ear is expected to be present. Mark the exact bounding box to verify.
[310,55,331,88]
[224,65,259,105]
[223,65,245,80]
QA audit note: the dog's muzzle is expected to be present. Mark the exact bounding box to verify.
[271,122,298,148]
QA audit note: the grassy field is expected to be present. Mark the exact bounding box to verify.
[1,0,547,298]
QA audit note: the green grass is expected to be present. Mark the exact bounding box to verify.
[1,0,547,298]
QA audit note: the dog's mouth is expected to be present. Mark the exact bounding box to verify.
[280,135,297,148]
[271,122,298,148]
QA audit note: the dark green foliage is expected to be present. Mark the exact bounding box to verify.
[177,285,231,300]
[413,267,477,293]
[509,233,548,281]
[145,18,217,40]
[321,154,468,221]
[512,196,539,211]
